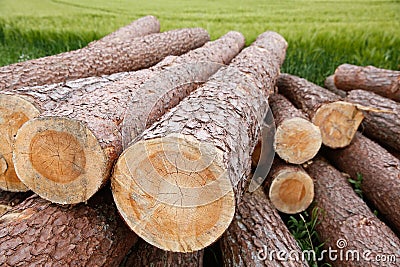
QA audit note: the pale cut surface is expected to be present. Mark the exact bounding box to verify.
[112,134,235,252]
[274,117,321,164]
[0,94,40,192]
[313,101,364,148]
[13,117,107,204]
[269,168,314,214]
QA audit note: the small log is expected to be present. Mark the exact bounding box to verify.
[269,94,321,164]
[345,89,400,151]
[324,75,347,98]
[277,73,364,148]
[123,240,203,267]
[220,188,308,266]
[111,31,287,252]
[0,189,137,267]
[305,157,400,267]
[334,64,400,102]
[12,32,244,203]
[266,158,314,214]
[324,133,400,234]
[0,27,208,90]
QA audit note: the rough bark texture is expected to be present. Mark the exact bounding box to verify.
[265,158,314,214]
[123,240,204,267]
[220,188,308,267]
[277,73,364,148]
[305,157,400,267]
[0,190,32,216]
[0,188,137,267]
[0,28,209,90]
[12,32,243,204]
[334,64,400,102]
[324,132,400,234]
[269,94,321,164]
[111,31,287,252]
[324,75,347,98]
[345,89,400,151]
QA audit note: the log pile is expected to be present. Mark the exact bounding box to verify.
[1,15,400,266]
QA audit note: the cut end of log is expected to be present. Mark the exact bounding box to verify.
[13,117,107,204]
[313,101,364,148]
[274,117,322,164]
[0,94,40,192]
[269,168,314,214]
[112,133,235,252]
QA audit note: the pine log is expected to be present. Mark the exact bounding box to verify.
[266,158,314,214]
[0,188,138,267]
[305,157,400,267]
[220,188,308,266]
[269,94,321,164]
[324,75,347,98]
[123,240,203,267]
[12,32,245,204]
[334,64,400,102]
[345,89,400,151]
[277,73,364,148]
[111,31,287,252]
[324,132,400,234]
[0,28,208,90]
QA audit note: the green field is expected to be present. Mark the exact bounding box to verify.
[0,0,399,85]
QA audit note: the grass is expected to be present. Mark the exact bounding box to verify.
[0,0,399,85]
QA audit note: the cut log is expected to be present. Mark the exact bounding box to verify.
[324,75,347,98]
[111,31,287,252]
[220,188,308,266]
[123,240,203,267]
[266,158,314,214]
[269,94,321,164]
[0,188,138,266]
[0,28,208,90]
[324,132,400,234]
[277,73,364,148]
[304,157,400,267]
[334,64,400,102]
[12,32,245,204]
[345,89,400,151]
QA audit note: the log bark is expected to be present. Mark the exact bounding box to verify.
[0,188,138,267]
[123,240,203,267]
[324,132,400,234]
[277,73,364,148]
[12,31,244,204]
[0,190,31,216]
[269,94,321,164]
[334,64,400,102]
[266,158,314,214]
[324,75,347,98]
[111,31,287,252]
[304,157,400,267]
[220,188,309,267]
[0,28,208,90]
[345,89,400,151]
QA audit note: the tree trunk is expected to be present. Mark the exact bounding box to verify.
[324,132,400,234]
[111,31,287,252]
[0,190,31,216]
[324,75,347,98]
[304,157,400,267]
[123,240,203,267]
[0,188,137,267]
[334,64,400,102]
[220,187,308,267]
[0,28,208,90]
[277,74,364,148]
[266,158,314,214]
[345,89,400,151]
[269,94,321,164]
[12,32,244,204]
